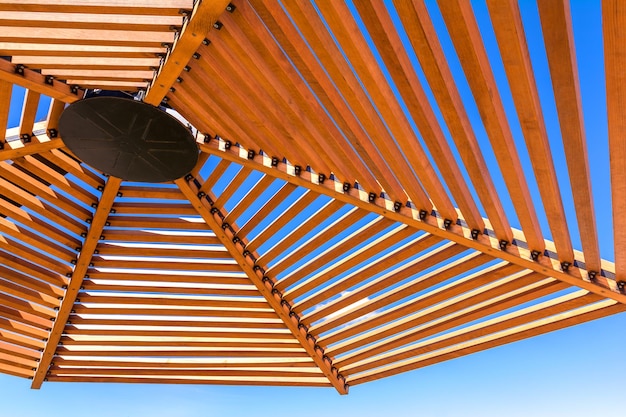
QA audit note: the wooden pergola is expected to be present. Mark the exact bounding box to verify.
[0,0,624,394]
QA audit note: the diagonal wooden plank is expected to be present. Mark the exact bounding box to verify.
[486,0,574,264]
[535,0,600,273]
[391,0,513,243]
[199,140,625,305]
[144,0,231,105]
[175,175,349,394]
[31,176,121,389]
[0,57,83,103]
[436,0,545,253]
[602,0,625,281]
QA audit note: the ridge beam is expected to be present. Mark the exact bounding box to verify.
[31,176,121,389]
[176,175,349,395]
[144,0,231,105]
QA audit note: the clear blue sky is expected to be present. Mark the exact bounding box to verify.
[1,1,625,416]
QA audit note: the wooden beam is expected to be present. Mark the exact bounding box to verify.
[347,299,625,385]
[0,80,11,142]
[391,0,512,243]
[144,0,230,105]
[199,141,625,305]
[175,175,349,394]
[0,57,83,102]
[18,88,40,137]
[31,176,121,389]
[537,0,601,273]
[436,0,545,253]
[486,0,574,263]
[603,0,626,282]
[0,1,194,15]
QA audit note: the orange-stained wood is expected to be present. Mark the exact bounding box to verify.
[436,0,544,252]
[602,1,626,279]
[536,0,601,273]
[31,176,122,389]
[486,0,573,263]
[144,0,230,105]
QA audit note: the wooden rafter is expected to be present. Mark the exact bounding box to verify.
[144,0,231,105]
[198,141,624,304]
[0,0,623,393]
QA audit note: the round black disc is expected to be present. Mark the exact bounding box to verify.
[59,96,198,183]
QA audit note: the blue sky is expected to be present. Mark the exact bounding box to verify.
[1,0,625,416]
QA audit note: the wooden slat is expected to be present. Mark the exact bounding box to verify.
[486,0,573,263]
[144,0,230,105]
[602,0,626,281]
[0,11,183,31]
[436,0,544,252]
[0,27,174,47]
[46,375,329,386]
[290,229,438,305]
[316,0,458,217]
[332,273,558,363]
[216,10,383,192]
[176,175,349,394]
[32,176,121,389]
[258,199,344,265]
[1,43,164,57]
[273,0,434,212]
[246,190,319,253]
[200,142,625,304]
[302,241,466,325]
[18,89,40,137]
[0,80,11,142]
[392,0,512,242]
[347,298,624,385]
[0,57,82,102]
[0,1,193,15]
[244,0,408,201]
[277,216,393,291]
[12,56,160,68]
[314,252,493,337]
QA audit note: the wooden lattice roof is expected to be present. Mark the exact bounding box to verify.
[0,0,624,394]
